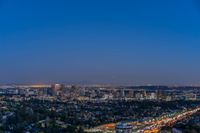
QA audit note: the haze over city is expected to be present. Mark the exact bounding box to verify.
[1,0,200,85]
[2,1,200,133]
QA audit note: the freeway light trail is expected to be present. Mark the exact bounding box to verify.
[86,106,200,133]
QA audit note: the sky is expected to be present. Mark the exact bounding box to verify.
[0,0,200,85]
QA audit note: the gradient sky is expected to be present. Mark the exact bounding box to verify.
[0,0,200,85]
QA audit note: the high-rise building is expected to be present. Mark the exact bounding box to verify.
[50,84,64,96]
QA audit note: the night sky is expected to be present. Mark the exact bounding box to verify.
[0,0,200,85]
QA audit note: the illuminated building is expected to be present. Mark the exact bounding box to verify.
[50,84,64,96]
[116,122,133,133]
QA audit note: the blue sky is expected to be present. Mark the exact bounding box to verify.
[0,0,200,85]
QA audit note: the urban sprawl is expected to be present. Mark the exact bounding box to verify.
[0,84,200,133]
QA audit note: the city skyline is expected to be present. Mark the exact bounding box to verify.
[1,1,200,133]
[1,0,200,85]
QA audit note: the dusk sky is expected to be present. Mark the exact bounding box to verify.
[0,0,200,85]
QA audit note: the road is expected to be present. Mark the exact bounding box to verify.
[85,106,200,133]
